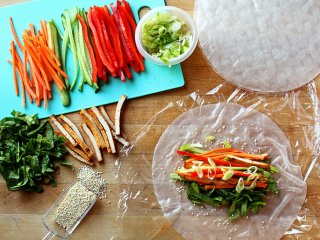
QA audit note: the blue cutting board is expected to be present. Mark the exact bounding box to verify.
[0,0,184,119]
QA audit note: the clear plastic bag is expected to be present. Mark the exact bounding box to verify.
[109,80,320,240]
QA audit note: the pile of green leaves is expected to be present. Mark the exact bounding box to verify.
[0,111,70,192]
[171,173,279,220]
[141,12,192,64]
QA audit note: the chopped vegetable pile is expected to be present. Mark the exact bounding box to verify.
[141,11,192,65]
[8,0,144,108]
[9,18,69,108]
[170,143,280,220]
[0,111,70,192]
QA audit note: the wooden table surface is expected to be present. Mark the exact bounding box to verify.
[1,0,320,239]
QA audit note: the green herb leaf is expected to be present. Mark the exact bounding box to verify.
[223,140,232,149]
[205,135,215,142]
[0,111,70,193]
[169,173,183,181]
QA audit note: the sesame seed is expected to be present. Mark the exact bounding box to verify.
[77,166,108,197]
[55,182,96,230]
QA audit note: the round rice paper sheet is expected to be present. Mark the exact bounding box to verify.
[152,103,306,240]
[195,0,320,93]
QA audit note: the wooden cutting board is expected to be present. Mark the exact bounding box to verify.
[0,0,185,119]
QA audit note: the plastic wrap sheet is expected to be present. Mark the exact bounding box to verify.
[194,0,320,93]
[110,81,320,240]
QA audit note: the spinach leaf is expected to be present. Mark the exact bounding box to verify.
[0,111,69,193]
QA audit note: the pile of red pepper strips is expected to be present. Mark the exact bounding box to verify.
[9,0,144,108]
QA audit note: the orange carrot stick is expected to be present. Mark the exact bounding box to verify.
[40,20,48,44]
[30,65,40,105]
[9,17,23,51]
[43,84,48,109]
[29,23,36,36]
[15,65,26,106]
[22,35,61,66]
[23,40,50,90]
[37,47,65,90]
[11,41,19,96]
[40,47,68,79]
[23,49,37,101]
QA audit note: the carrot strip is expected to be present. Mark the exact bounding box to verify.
[11,42,19,96]
[40,20,48,45]
[22,35,61,66]
[9,17,23,51]
[23,40,50,90]
[15,65,26,106]
[30,65,40,105]
[23,49,37,101]
[201,148,244,156]
[40,46,68,79]
[43,84,48,109]
[38,48,65,90]
[29,24,36,36]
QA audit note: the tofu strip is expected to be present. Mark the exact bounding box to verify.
[115,94,127,135]
[59,114,84,141]
[92,106,117,153]
[65,146,94,166]
[81,123,103,162]
[50,115,77,146]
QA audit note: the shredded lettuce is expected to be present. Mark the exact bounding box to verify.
[141,11,192,65]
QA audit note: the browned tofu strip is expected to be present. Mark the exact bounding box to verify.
[88,109,111,153]
[81,123,103,162]
[65,141,91,163]
[99,106,116,132]
[50,115,77,146]
[99,105,129,140]
[80,109,106,149]
[65,146,94,166]
[115,94,127,135]
[59,114,84,141]
[63,123,94,158]
[112,131,129,147]
[91,106,116,154]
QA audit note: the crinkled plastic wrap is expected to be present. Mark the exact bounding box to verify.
[109,81,320,240]
[194,0,320,93]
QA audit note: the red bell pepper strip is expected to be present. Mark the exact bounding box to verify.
[103,6,124,68]
[77,14,97,85]
[117,5,144,71]
[93,40,103,80]
[88,8,116,76]
[118,69,126,82]
[96,7,119,70]
[111,4,143,72]
[124,0,135,21]
[123,64,132,79]
[91,7,112,65]
[118,1,136,33]
[101,66,107,82]
[111,14,134,64]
